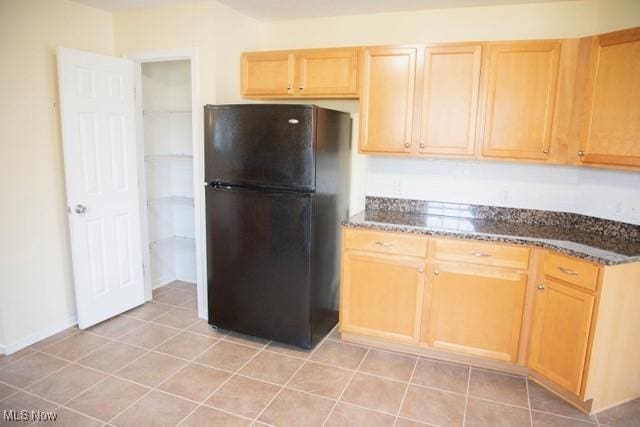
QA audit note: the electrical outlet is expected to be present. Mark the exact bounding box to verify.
[392,180,403,196]
[615,202,624,215]
[501,190,511,202]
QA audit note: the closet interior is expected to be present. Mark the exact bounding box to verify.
[141,60,196,289]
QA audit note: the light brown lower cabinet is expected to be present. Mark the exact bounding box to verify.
[340,227,640,415]
[424,263,526,362]
[528,278,595,395]
[340,250,424,343]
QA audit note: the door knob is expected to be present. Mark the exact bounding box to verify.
[537,284,545,290]
[404,143,410,148]
[74,204,88,214]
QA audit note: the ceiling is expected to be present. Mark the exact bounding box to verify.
[72,0,205,12]
[73,0,572,20]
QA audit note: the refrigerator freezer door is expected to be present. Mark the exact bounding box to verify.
[206,185,313,347]
[205,104,316,191]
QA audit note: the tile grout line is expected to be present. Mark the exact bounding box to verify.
[0,294,201,425]
[249,346,325,426]
[5,313,612,426]
[393,356,419,427]
[525,376,534,427]
[175,338,276,427]
[462,365,473,426]
[103,317,205,426]
[43,315,202,425]
[246,332,331,426]
[320,347,371,426]
[7,341,598,427]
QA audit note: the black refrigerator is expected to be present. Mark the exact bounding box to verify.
[204,104,351,349]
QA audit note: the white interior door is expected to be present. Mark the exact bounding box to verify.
[57,47,145,328]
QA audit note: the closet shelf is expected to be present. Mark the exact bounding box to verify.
[149,236,195,251]
[148,195,194,206]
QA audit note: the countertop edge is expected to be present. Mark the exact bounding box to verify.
[342,221,640,266]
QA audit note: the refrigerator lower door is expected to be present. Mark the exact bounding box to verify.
[206,185,313,348]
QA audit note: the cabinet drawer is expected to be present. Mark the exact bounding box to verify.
[344,229,427,258]
[542,252,599,291]
[432,239,530,270]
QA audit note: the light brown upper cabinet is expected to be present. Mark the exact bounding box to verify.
[296,48,358,97]
[577,28,640,167]
[359,47,417,154]
[418,45,482,157]
[241,48,358,98]
[479,41,561,160]
[241,51,294,97]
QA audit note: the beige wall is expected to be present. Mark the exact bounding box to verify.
[113,0,260,104]
[256,0,640,49]
[0,0,114,351]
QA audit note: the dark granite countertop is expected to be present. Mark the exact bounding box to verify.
[343,197,640,266]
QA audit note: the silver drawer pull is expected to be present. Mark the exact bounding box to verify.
[558,267,579,276]
[375,241,393,247]
[469,251,491,257]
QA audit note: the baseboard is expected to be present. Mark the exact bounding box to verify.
[0,314,78,356]
[152,275,175,290]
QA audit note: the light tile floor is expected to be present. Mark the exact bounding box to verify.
[0,280,638,426]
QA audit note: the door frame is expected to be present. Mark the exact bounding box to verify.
[127,48,207,320]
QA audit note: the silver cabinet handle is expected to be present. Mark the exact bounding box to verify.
[418,267,424,273]
[419,143,425,149]
[543,148,550,154]
[375,241,393,247]
[404,143,410,148]
[74,204,87,215]
[577,150,585,157]
[537,284,545,290]
[299,86,304,90]
[469,251,491,257]
[558,267,579,276]
[434,269,440,276]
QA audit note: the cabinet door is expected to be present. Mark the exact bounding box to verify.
[241,52,294,96]
[295,48,358,97]
[359,47,417,154]
[424,263,526,362]
[418,45,481,157]
[528,278,595,395]
[480,41,560,160]
[578,29,640,167]
[341,251,424,343]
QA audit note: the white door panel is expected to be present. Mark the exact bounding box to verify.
[58,47,145,328]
